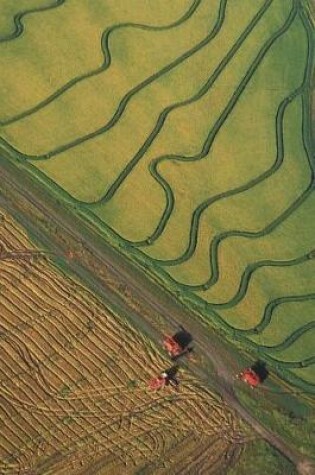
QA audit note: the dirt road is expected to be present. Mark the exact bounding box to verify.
[0,155,314,474]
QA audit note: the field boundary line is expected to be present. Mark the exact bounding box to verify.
[0,0,201,126]
[0,0,65,43]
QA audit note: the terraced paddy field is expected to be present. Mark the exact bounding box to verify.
[0,206,249,474]
[0,0,314,395]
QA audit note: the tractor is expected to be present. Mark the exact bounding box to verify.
[148,365,180,391]
[236,361,269,389]
[163,326,193,359]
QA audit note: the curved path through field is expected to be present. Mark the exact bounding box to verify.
[0,0,65,43]
[0,156,314,474]
[0,0,201,127]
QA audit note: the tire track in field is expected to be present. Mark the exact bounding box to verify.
[0,260,155,391]
[141,434,243,475]
[0,280,150,394]
[0,264,175,442]
[133,0,300,251]
[0,312,178,464]
[0,0,65,43]
[3,0,223,152]
[171,437,226,475]
[0,224,242,472]
[3,382,233,474]
[0,0,201,126]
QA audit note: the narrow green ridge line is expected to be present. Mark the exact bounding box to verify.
[299,2,315,175]
[6,0,227,159]
[92,0,273,205]
[266,355,315,368]
[133,84,302,248]
[134,0,313,251]
[0,0,66,43]
[136,1,314,294]
[255,2,315,377]
[243,293,315,335]
[207,252,312,309]
[260,321,315,352]
[0,0,201,126]
[163,183,314,292]
[134,0,301,255]
[133,0,314,267]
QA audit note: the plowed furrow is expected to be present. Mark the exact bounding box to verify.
[10,262,154,377]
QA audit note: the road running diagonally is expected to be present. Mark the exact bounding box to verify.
[0,157,314,475]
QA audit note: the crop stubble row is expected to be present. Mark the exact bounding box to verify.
[0,209,243,473]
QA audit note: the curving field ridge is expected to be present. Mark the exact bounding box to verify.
[0,206,247,474]
[0,0,314,396]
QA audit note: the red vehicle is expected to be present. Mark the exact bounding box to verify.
[148,375,168,391]
[163,326,193,359]
[236,361,268,389]
[148,366,180,391]
[237,368,261,388]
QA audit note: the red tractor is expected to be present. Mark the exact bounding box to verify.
[163,326,193,359]
[236,361,268,389]
[148,365,180,391]
[237,368,261,388]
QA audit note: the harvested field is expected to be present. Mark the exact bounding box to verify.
[0,0,314,393]
[0,208,245,474]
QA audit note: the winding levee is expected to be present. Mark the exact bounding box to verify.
[145,184,314,292]
[260,321,315,352]
[4,0,227,159]
[137,85,305,249]
[0,0,201,127]
[0,0,65,43]
[132,0,301,248]
[208,253,312,309]
[93,0,272,205]
[246,293,315,335]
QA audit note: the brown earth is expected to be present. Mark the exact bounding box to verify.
[0,208,246,474]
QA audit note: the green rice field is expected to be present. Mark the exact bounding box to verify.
[0,0,314,392]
